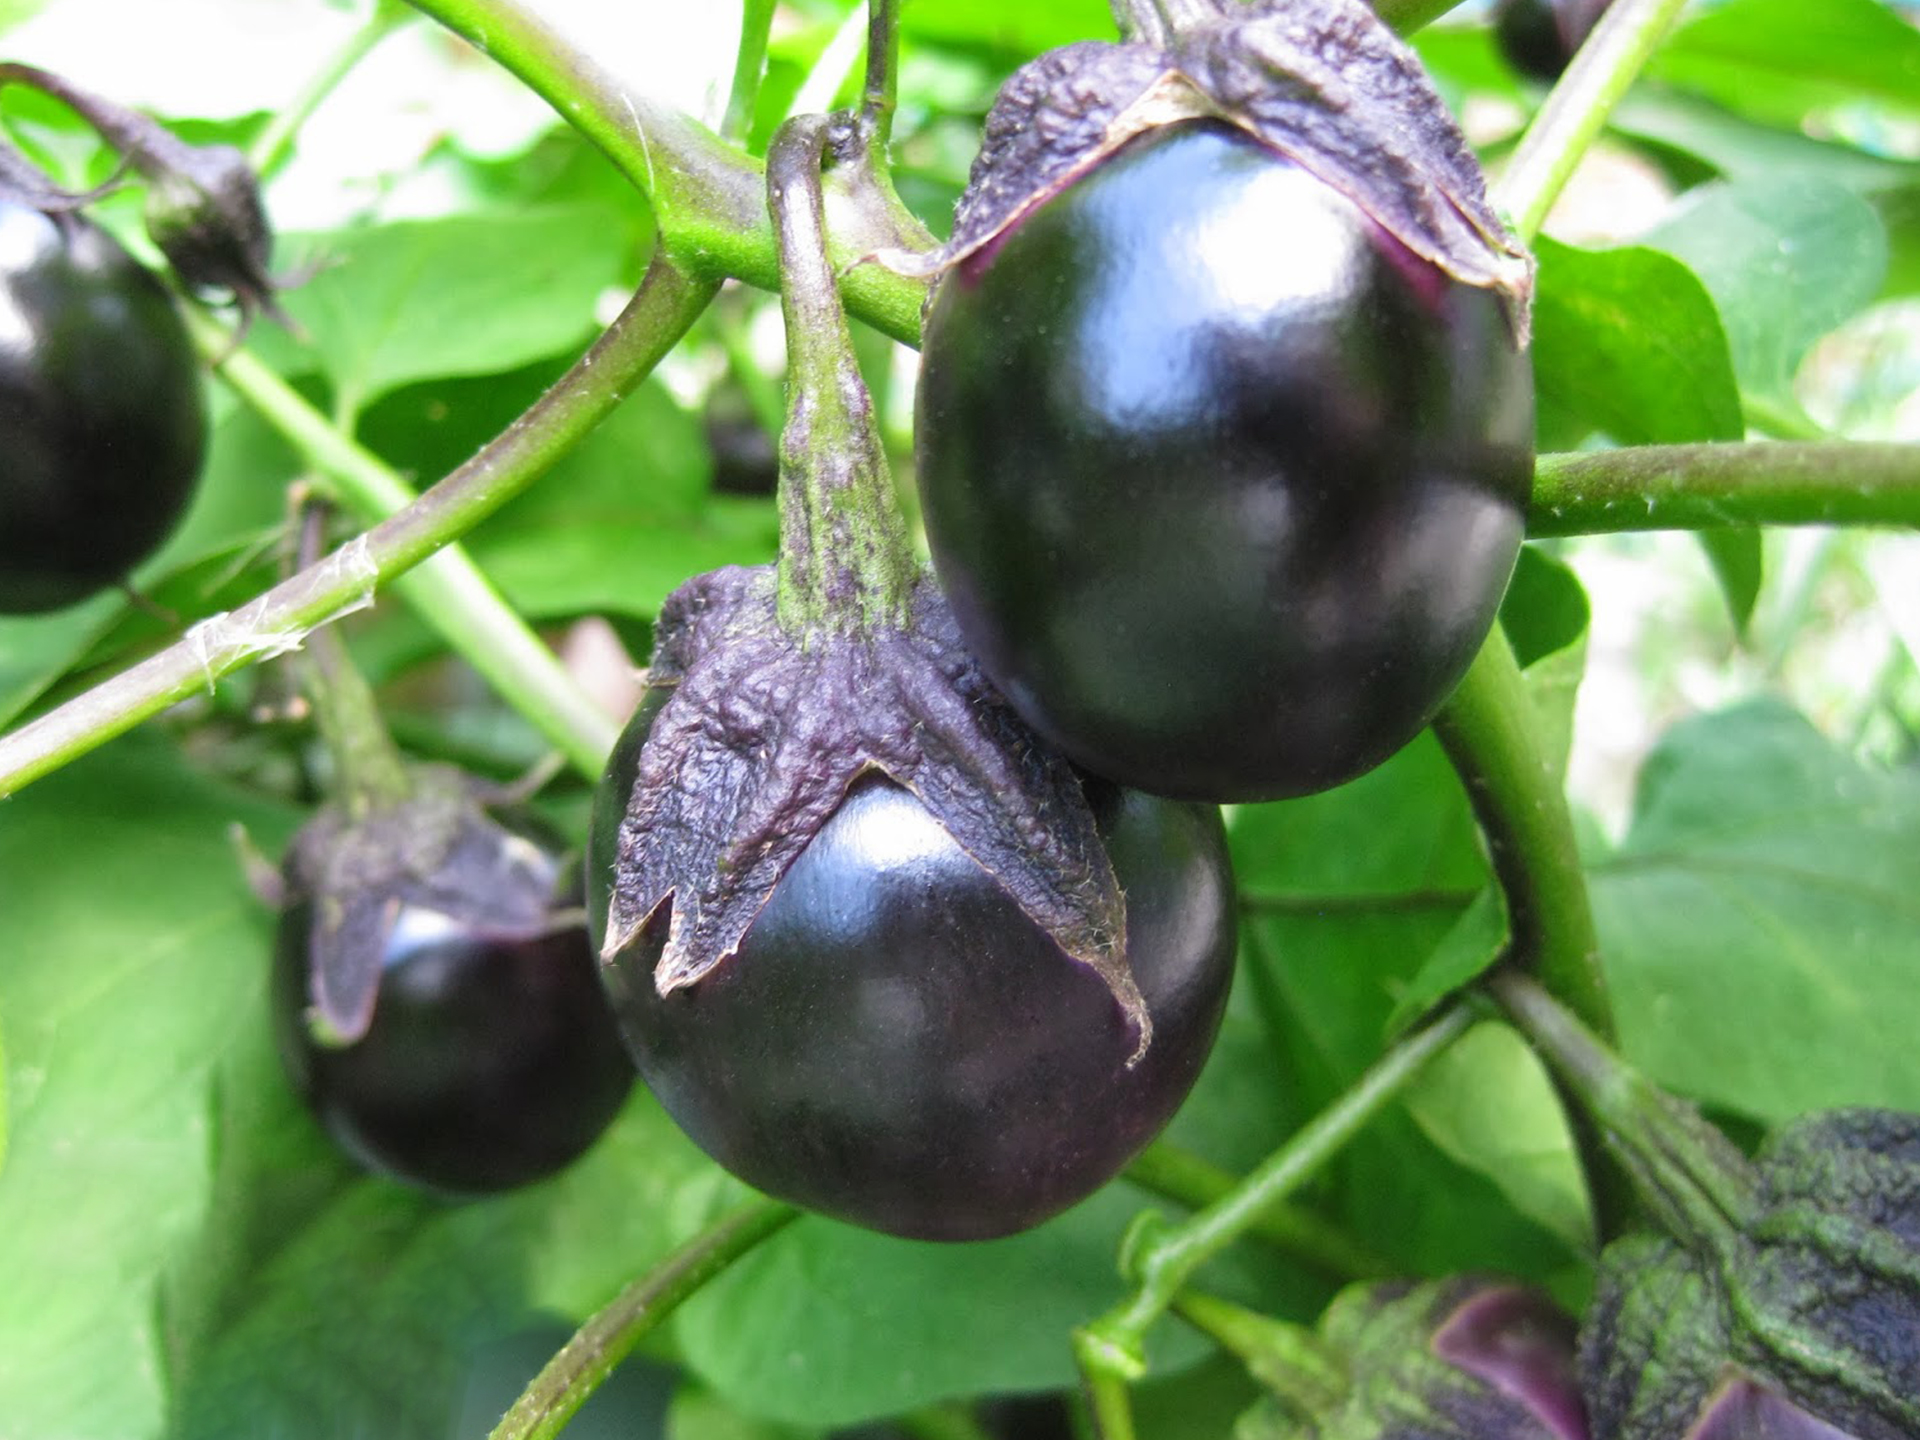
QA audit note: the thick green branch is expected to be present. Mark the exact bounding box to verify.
[401,0,929,342]
[488,1200,797,1440]
[0,256,716,798]
[1429,639,1610,1038]
[1529,442,1920,536]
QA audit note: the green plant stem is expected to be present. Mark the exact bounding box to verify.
[1429,638,1609,1038]
[488,1199,797,1440]
[1495,0,1691,239]
[184,309,619,776]
[249,0,412,178]
[1075,1003,1472,1399]
[1123,1142,1391,1281]
[401,0,930,343]
[767,112,917,635]
[1529,442,1920,536]
[863,0,903,145]
[294,503,411,814]
[722,0,777,144]
[0,255,716,799]
[1491,972,1762,1244]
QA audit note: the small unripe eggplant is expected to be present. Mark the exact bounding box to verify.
[1186,1278,1588,1440]
[1580,1110,1920,1440]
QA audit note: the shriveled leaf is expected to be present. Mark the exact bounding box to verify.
[601,567,1139,1037]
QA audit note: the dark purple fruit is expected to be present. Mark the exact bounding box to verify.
[914,120,1532,802]
[1494,0,1615,82]
[275,785,634,1196]
[588,692,1236,1241]
[0,196,205,613]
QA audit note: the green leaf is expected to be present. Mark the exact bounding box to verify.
[164,1082,726,1440]
[1591,700,1920,1122]
[1403,1021,1591,1252]
[0,597,122,728]
[1696,527,1763,635]
[672,1187,1215,1428]
[1612,92,1920,197]
[0,737,300,1440]
[1646,175,1888,430]
[467,382,780,621]
[265,207,640,418]
[1500,546,1592,780]
[1649,0,1920,127]
[1388,887,1509,1037]
[1530,236,1743,452]
[1231,741,1575,1283]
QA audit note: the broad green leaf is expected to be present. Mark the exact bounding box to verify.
[164,1078,723,1440]
[1531,238,1758,625]
[1696,527,1763,635]
[1231,740,1575,1285]
[902,0,1114,56]
[1403,1021,1591,1252]
[1612,92,1920,197]
[264,208,640,418]
[1649,0,1920,128]
[0,737,300,1440]
[0,597,121,727]
[467,383,780,621]
[1501,546,1592,779]
[674,1186,1220,1428]
[1591,700,1920,1122]
[1647,175,1887,430]
[1531,237,1743,452]
[1388,886,1509,1037]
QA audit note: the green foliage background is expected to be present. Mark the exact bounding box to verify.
[2,0,1919,1436]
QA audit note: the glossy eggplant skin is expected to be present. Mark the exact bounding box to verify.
[273,827,635,1198]
[589,704,1236,1242]
[914,120,1534,802]
[1494,0,1616,82]
[0,198,206,613]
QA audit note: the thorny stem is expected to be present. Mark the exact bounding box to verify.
[767,112,918,637]
[488,1200,798,1440]
[294,503,410,815]
[0,254,717,798]
[249,0,412,178]
[1529,442,1920,536]
[1496,0,1692,240]
[1074,1003,1473,1433]
[721,0,777,145]
[400,0,931,343]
